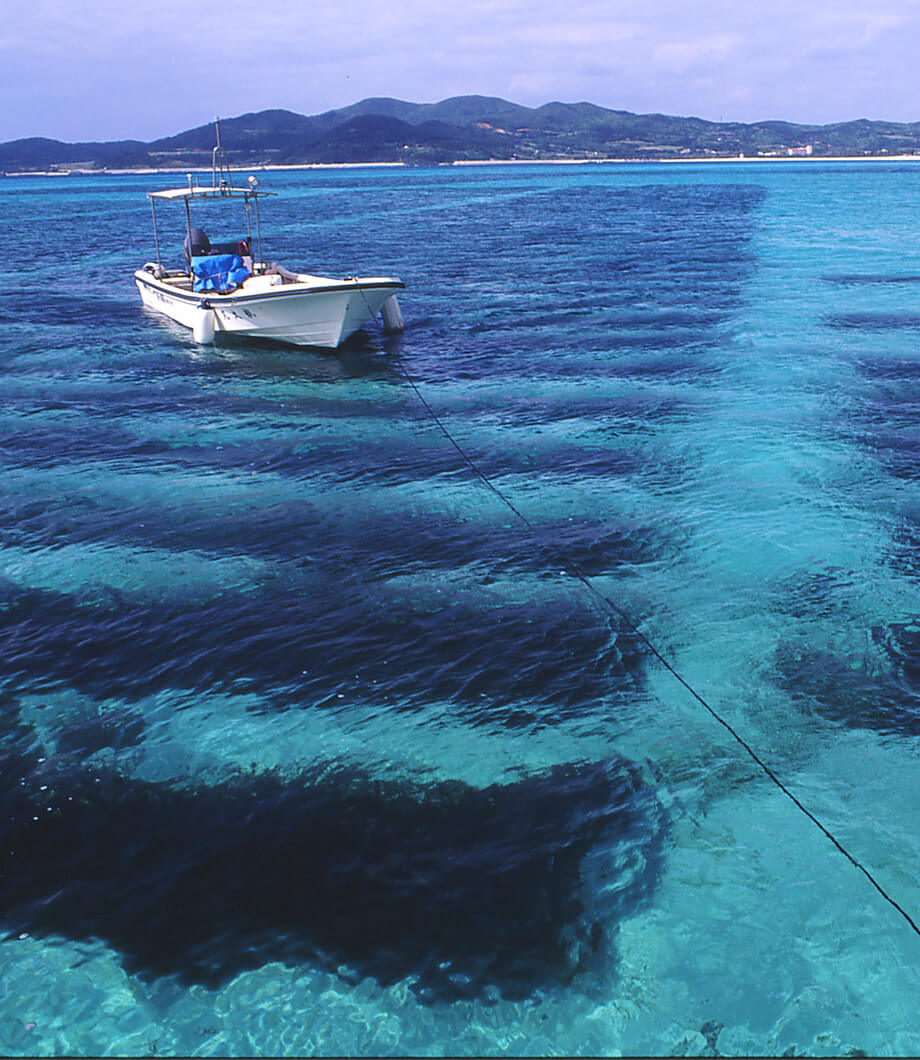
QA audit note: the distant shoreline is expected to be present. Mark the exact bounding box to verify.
[7,97,920,177]
[5,154,920,178]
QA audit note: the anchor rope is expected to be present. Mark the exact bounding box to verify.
[390,349,920,941]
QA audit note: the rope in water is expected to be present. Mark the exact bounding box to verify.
[390,349,920,941]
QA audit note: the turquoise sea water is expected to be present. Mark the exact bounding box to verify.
[3,160,920,1056]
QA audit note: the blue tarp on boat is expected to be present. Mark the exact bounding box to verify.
[191,254,250,294]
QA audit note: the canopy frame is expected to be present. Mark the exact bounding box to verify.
[146,119,272,273]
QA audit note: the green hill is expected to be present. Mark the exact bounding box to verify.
[3,97,920,171]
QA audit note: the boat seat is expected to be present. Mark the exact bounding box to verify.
[209,239,254,275]
[211,238,251,257]
[190,253,251,294]
[183,227,212,264]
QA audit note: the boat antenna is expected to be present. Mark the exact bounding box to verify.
[211,116,232,192]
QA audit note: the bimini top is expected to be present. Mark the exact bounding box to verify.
[148,185,273,202]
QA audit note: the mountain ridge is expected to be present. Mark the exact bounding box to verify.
[4,96,920,171]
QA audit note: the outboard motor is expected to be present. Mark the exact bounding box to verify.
[183,227,212,263]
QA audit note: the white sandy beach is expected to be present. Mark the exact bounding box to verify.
[6,152,920,178]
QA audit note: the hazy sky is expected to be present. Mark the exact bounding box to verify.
[4,0,920,142]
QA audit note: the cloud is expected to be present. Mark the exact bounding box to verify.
[3,0,920,141]
[652,33,742,72]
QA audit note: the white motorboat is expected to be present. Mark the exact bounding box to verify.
[135,127,404,348]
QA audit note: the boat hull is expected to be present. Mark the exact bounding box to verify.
[135,269,404,348]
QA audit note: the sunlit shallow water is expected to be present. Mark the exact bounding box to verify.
[2,160,920,1055]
